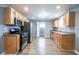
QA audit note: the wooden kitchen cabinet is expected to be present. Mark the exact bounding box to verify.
[15,11,25,21]
[4,34,20,54]
[19,14,23,20]
[4,7,16,25]
[50,32,54,39]
[21,16,26,26]
[23,16,27,21]
[15,11,23,20]
[4,7,29,25]
[53,19,59,27]
[64,12,75,27]
[61,35,75,50]
[53,32,61,46]
[15,11,29,26]
[15,11,20,19]
[53,32,75,50]
[23,16,29,22]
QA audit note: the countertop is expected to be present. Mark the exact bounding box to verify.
[51,30,75,35]
[3,33,20,36]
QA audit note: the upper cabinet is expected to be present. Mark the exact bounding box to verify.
[53,19,59,27]
[15,11,20,19]
[4,7,29,25]
[63,12,75,27]
[4,7,16,25]
[15,11,29,22]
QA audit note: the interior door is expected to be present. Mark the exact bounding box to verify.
[39,22,46,37]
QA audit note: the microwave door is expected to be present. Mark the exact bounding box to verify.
[14,18,22,26]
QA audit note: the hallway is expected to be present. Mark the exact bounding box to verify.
[19,37,76,55]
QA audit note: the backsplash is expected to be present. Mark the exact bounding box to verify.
[0,25,20,54]
[58,14,75,33]
[0,25,8,54]
[7,26,20,31]
[57,27,75,33]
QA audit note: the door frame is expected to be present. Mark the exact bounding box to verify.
[37,22,46,37]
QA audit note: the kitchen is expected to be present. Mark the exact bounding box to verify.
[0,6,31,54]
[0,4,79,55]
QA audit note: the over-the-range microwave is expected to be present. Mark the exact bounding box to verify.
[14,17,22,26]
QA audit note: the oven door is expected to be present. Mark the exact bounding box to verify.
[21,35,28,49]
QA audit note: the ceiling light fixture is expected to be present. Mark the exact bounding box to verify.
[40,22,45,28]
[56,5,60,9]
[56,15,58,17]
[24,7,28,11]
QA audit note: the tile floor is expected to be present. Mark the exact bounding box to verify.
[19,37,76,55]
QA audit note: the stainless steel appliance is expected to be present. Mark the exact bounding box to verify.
[14,18,22,26]
[9,28,28,50]
[20,32,28,50]
[21,22,31,43]
[9,28,20,34]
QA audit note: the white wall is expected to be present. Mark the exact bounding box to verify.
[70,5,79,53]
[31,21,52,37]
[58,15,75,33]
[0,7,10,54]
[58,16,64,28]
[45,22,52,37]
[75,12,79,52]
[31,22,37,37]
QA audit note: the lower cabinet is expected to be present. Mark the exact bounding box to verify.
[53,32,75,50]
[4,34,20,54]
[50,32,54,39]
[61,35,75,50]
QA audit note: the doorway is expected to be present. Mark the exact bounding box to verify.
[37,22,46,37]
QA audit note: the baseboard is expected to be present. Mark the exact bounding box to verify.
[74,50,79,55]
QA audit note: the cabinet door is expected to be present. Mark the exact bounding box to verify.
[64,13,68,26]
[59,35,63,48]
[10,8,15,25]
[19,14,22,20]
[50,33,53,39]
[20,15,24,26]
[65,13,69,26]
[4,7,15,25]
[16,35,20,51]
[53,20,59,27]
[23,16,26,21]
[69,12,75,26]
[64,12,75,27]
[15,11,19,19]
[4,36,17,54]
[53,33,56,41]
[62,35,75,50]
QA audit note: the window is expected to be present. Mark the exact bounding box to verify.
[40,22,45,28]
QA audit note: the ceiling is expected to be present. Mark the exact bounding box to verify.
[6,4,77,20]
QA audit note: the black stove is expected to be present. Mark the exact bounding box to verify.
[20,32,28,50]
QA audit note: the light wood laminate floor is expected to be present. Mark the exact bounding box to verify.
[19,37,76,55]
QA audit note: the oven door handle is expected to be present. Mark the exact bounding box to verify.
[22,35,28,37]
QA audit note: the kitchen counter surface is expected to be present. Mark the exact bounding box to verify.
[3,33,20,36]
[51,31,75,35]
